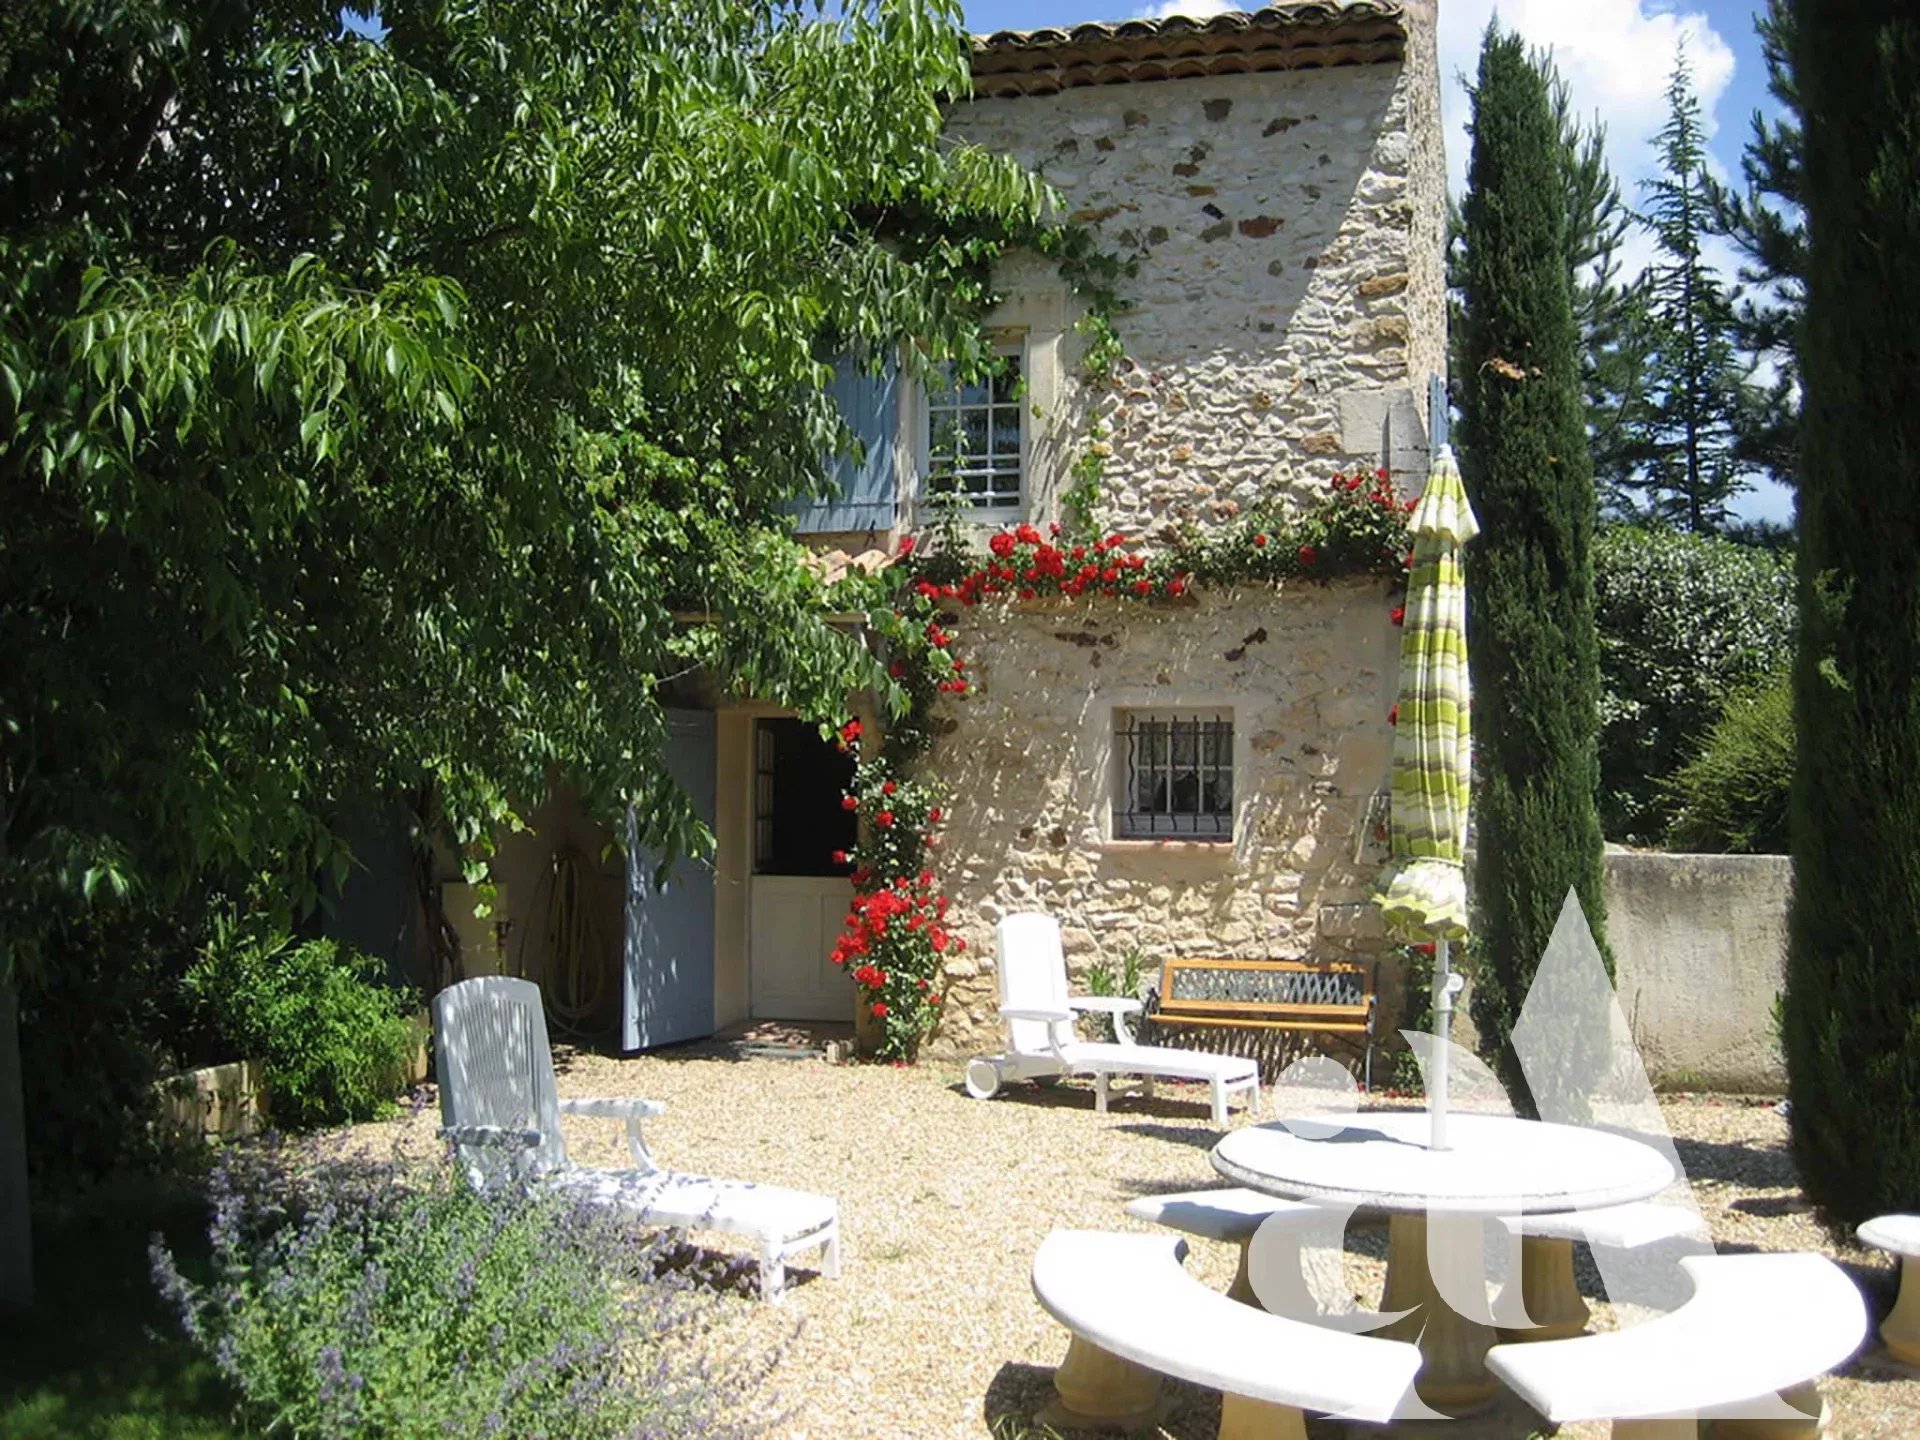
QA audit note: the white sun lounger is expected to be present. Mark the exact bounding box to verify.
[433,975,839,1301]
[964,913,1260,1126]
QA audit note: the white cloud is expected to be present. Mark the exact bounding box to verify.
[1438,0,1737,238]
[1134,0,1236,16]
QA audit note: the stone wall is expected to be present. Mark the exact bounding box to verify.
[922,580,1402,1059]
[1607,852,1791,1094]
[945,16,1447,538]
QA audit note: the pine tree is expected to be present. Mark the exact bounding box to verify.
[1708,0,1805,491]
[1455,24,1611,1112]
[1632,48,1754,532]
[1782,0,1920,1225]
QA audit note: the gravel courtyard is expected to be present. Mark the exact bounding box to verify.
[371,1042,1920,1439]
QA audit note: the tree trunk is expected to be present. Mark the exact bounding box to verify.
[0,982,32,1309]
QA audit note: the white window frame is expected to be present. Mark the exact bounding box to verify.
[1111,708,1237,843]
[917,336,1028,519]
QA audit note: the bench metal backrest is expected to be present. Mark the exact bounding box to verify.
[433,975,569,1181]
[1158,958,1374,1022]
[997,913,1076,1055]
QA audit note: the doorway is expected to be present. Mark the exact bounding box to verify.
[748,718,856,1020]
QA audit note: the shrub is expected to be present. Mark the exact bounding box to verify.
[1082,949,1145,1043]
[1593,525,1794,843]
[1665,674,1794,853]
[152,1141,774,1440]
[182,922,421,1129]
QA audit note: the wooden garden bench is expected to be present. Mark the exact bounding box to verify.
[1148,957,1379,1090]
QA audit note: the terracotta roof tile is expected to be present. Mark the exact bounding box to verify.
[802,546,901,588]
[969,2,1407,98]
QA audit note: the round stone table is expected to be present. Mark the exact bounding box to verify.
[1212,1111,1676,1411]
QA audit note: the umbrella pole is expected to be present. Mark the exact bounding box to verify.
[1431,937,1452,1151]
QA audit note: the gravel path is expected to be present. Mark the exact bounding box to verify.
[373,1051,1920,1439]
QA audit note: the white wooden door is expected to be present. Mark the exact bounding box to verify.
[748,876,852,1021]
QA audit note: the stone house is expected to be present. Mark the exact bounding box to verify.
[342,2,1447,1068]
[895,1,1445,1058]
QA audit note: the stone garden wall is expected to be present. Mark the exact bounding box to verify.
[1607,852,1791,1094]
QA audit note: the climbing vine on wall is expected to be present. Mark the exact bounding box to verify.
[824,468,1414,1062]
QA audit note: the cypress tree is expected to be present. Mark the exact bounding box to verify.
[1782,0,1920,1224]
[1455,25,1610,1111]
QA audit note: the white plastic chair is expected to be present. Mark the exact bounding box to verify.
[433,975,839,1302]
[964,913,1260,1126]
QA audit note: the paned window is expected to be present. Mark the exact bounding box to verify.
[925,353,1023,511]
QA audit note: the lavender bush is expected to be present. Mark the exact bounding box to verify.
[152,1139,779,1439]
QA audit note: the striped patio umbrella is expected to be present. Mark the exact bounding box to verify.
[1375,443,1478,1148]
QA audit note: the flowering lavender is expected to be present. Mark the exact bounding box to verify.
[151,1136,783,1438]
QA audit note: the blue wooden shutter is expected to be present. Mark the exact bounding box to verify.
[622,710,717,1052]
[790,354,899,534]
[1429,372,1451,450]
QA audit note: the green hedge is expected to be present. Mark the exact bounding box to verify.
[1593,525,1794,843]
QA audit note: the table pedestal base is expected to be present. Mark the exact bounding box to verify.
[1713,1379,1831,1438]
[1612,1421,1699,1439]
[1217,1394,1307,1440]
[1039,1335,1166,1432]
[1497,1235,1592,1342]
[1379,1215,1501,1413]
[1881,1256,1920,1365]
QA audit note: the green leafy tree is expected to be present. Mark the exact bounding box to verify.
[1628,48,1756,532]
[1782,0,1920,1225]
[0,0,1046,1304]
[1708,0,1805,491]
[1454,24,1611,1111]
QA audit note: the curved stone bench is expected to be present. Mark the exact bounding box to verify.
[1485,1252,1866,1439]
[1030,1228,1421,1438]
[1856,1213,1920,1364]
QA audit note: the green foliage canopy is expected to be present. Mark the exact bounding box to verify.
[1593,525,1795,843]
[0,0,1048,982]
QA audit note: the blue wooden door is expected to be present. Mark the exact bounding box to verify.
[622,710,717,1051]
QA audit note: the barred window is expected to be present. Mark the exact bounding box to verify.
[924,352,1023,511]
[1115,711,1234,840]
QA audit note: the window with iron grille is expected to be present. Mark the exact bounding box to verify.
[924,351,1023,512]
[1114,711,1234,840]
